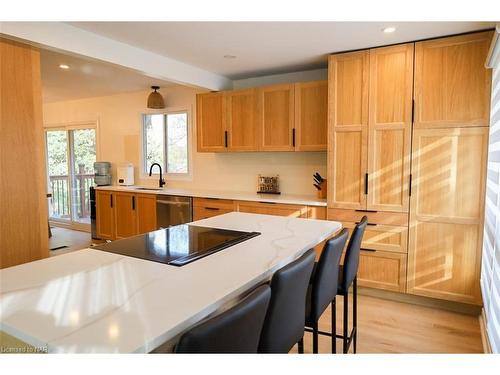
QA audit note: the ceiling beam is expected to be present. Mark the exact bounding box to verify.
[0,22,233,91]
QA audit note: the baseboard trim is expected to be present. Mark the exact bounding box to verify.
[358,287,482,316]
[479,308,492,353]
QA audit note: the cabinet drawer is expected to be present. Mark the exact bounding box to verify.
[355,250,407,292]
[193,197,235,210]
[237,201,307,217]
[342,221,408,253]
[328,208,408,226]
[193,206,233,221]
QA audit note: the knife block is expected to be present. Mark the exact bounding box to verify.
[317,179,327,199]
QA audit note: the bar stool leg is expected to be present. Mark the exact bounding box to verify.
[298,337,304,354]
[353,277,358,354]
[331,298,336,354]
[343,292,348,353]
[313,322,319,354]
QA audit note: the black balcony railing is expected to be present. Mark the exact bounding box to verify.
[49,168,94,220]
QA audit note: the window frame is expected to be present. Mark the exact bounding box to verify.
[140,108,192,181]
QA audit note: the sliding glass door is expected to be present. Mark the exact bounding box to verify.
[45,126,96,230]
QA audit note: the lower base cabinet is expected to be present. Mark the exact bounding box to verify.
[357,250,407,293]
[96,190,157,240]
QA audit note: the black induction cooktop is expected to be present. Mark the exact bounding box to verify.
[93,225,260,266]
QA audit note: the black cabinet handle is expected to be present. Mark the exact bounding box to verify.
[355,209,377,213]
[132,196,135,210]
[356,221,377,226]
[360,248,376,253]
[292,128,296,147]
[224,131,228,147]
[409,174,412,196]
[110,194,113,208]
[205,207,220,211]
[259,201,277,204]
[364,173,368,195]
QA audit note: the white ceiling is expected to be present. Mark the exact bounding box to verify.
[39,21,495,102]
[70,21,495,79]
[40,49,174,103]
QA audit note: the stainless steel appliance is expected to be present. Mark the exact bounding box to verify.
[156,195,193,229]
[89,186,98,239]
[93,224,260,266]
[94,162,112,186]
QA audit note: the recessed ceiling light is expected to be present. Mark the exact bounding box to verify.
[383,27,396,33]
[223,55,236,59]
[59,64,70,69]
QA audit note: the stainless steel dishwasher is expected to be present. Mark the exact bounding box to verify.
[156,195,193,228]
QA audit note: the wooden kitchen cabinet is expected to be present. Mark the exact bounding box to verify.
[196,92,226,152]
[407,127,488,304]
[328,51,369,210]
[258,84,295,151]
[136,194,157,234]
[96,190,115,240]
[414,31,492,129]
[237,201,308,217]
[357,250,407,293]
[226,88,259,151]
[193,197,235,220]
[113,192,138,239]
[295,80,328,151]
[367,43,413,212]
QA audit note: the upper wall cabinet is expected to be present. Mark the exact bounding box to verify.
[295,80,328,151]
[414,31,492,128]
[196,80,327,152]
[226,88,259,151]
[328,50,369,210]
[258,84,296,151]
[196,92,226,152]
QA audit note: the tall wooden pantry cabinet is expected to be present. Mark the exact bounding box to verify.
[328,31,493,303]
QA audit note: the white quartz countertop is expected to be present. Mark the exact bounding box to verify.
[94,185,327,207]
[0,212,340,353]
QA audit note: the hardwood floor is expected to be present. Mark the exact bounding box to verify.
[48,226,92,256]
[294,293,483,354]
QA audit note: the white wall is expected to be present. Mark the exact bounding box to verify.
[42,85,327,196]
[233,68,327,89]
[482,29,500,353]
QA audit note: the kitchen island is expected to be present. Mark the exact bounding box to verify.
[0,212,341,353]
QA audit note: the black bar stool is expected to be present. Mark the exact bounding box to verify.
[304,228,349,353]
[258,249,316,353]
[175,284,271,353]
[337,216,367,353]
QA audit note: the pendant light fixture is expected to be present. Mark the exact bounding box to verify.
[147,86,165,109]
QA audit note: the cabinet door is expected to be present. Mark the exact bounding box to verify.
[114,192,137,239]
[408,127,488,304]
[414,31,492,129]
[136,194,157,234]
[226,89,259,151]
[295,80,328,151]
[96,190,114,240]
[357,250,407,292]
[258,84,295,151]
[328,51,369,209]
[196,92,226,152]
[367,44,413,212]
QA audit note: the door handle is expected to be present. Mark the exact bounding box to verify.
[110,194,113,208]
[205,207,220,211]
[364,173,368,195]
[292,128,296,147]
[132,196,135,210]
[224,130,228,147]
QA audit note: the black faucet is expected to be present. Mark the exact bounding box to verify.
[149,163,165,188]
